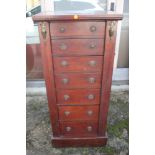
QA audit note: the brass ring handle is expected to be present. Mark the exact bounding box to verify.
[60,27,65,33]
[66,126,72,132]
[60,43,67,50]
[64,94,70,101]
[90,25,96,32]
[88,77,96,83]
[62,78,69,84]
[61,60,68,66]
[64,111,70,116]
[88,60,96,67]
[87,126,92,132]
[87,94,95,100]
[89,44,96,49]
[87,110,93,116]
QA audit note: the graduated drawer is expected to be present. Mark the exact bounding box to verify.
[58,105,99,121]
[53,56,103,73]
[51,38,104,56]
[55,73,101,89]
[60,121,98,137]
[50,21,105,37]
[56,89,100,105]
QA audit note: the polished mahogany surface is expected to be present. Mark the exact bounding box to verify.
[33,12,122,147]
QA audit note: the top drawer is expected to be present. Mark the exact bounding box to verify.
[50,22,105,37]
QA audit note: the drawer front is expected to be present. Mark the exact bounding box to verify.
[53,56,103,73]
[56,89,100,105]
[52,39,104,56]
[55,73,101,89]
[50,22,105,37]
[60,121,98,137]
[58,105,99,121]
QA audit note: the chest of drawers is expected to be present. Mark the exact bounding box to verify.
[33,12,123,147]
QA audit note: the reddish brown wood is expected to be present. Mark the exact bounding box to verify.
[33,13,122,147]
[51,38,104,56]
[58,105,99,121]
[52,136,108,147]
[53,56,103,73]
[98,21,118,136]
[50,21,105,37]
[38,22,60,136]
[59,121,98,137]
[32,11,123,21]
[56,89,100,105]
[55,73,101,89]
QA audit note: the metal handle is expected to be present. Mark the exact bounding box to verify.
[64,111,70,116]
[87,110,93,116]
[87,126,92,132]
[62,78,69,84]
[41,23,46,39]
[90,26,96,32]
[64,94,70,101]
[66,126,71,132]
[88,60,96,67]
[87,94,95,100]
[88,77,96,83]
[60,27,65,33]
[89,44,96,49]
[61,60,68,66]
[109,21,116,40]
[60,43,67,50]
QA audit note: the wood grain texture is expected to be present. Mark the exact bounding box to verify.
[98,21,118,136]
[53,56,103,73]
[56,89,100,105]
[52,136,108,147]
[38,22,60,136]
[59,121,98,137]
[51,38,104,56]
[55,73,102,89]
[58,105,99,121]
[50,21,105,37]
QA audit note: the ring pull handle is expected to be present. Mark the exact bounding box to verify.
[64,111,70,116]
[61,60,68,66]
[88,60,96,67]
[88,77,96,83]
[64,94,70,101]
[62,78,69,84]
[89,44,96,49]
[60,43,67,50]
[60,27,65,33]
[87,110,93,116]
[87,126,92,132]
[90,25,96,32]
[66,126,72,132]
[87,94,95,100]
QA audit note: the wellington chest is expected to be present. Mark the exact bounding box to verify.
[33,12,123,147]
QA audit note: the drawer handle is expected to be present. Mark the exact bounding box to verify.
[60,43,67,50]
[87,110,93,116]
[66,126,72,132]
[88,77,96,83]
[88,60,96,67]
[59,27,65,33]
[61,60,68,66]
[87,126,93,132]
[64,111,70,116]
[90,26,96,32]
[64,94,70,101]
[89,44,96,49]
[87,94,95,100]
[62,78,69,84]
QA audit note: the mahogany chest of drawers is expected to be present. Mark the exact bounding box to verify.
[33,12,123,147]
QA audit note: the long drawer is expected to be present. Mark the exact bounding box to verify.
[50,21,105,37]
[56,89,100,105]
[55,73,101,89]
[58,105,99,121]
[53,56,103,73]
[51,38,104,56]
[60,121,98,137]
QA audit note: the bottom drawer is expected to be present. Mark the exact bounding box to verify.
[60,121,98,137]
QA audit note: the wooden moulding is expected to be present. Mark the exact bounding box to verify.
[51,135,108,147]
